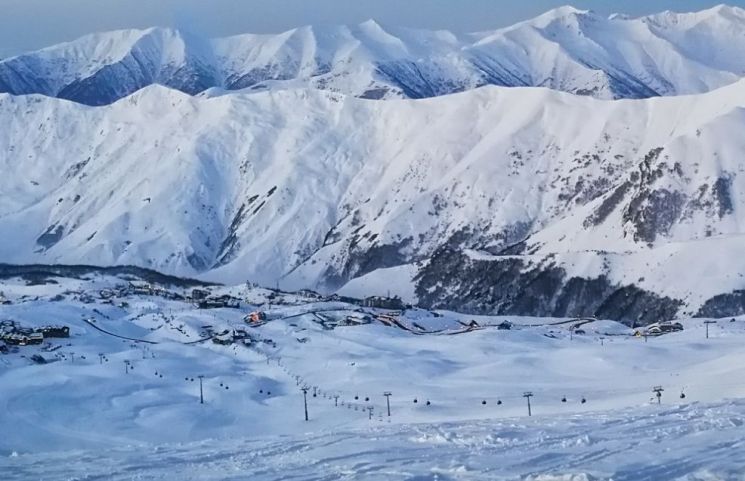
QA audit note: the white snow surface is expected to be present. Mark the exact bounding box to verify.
[1,274,745,479]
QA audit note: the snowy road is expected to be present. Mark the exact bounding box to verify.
[5,400,745,481]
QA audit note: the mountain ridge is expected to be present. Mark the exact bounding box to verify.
[3,5,745,104]
[4,79,745,321]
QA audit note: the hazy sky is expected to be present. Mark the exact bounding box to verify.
[2,0,745,58]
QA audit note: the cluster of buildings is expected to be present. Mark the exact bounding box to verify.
[635,321,684,337]
[96,284,241,309]
[360,296,406,310]
[0,320,70,349]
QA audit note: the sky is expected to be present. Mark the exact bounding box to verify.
[1,0,745,58]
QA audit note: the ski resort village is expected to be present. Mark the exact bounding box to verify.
[2,265,745,480]
[6,2,745,479]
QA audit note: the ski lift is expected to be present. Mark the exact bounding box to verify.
[365,397,369,402]
[426,400,431,406]
[482,400,487,405]
[680,391,686,399]
[581,397,587,404]
[561,396,567,403]
[413,398,418,404]
[354,395,359,400]
[497,400,502,405]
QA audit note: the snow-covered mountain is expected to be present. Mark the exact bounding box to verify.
[3,5,745,104]
[3,76,745,322]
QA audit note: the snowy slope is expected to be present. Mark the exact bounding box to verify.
[3,5,745,104]
[8,401,745,480]
[4,79,745,320]
[2,272,745,479]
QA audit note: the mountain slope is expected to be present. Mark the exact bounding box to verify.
[3,6,745,104]
[4,80,745,321]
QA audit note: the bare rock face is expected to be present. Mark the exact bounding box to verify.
[414,248,682,326]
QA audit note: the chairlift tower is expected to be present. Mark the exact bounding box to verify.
[523,392,534,416]
[704,320,716,339]
[653,386,664,404]
[301,387,309,421]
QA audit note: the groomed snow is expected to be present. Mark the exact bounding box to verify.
[6,400,745,480]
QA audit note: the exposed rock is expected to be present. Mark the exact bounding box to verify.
[415,248,682,325]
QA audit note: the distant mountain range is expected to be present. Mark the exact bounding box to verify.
[3,6,745,324]
[2,5,745,104]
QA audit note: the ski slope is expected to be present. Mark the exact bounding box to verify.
[6,400,745,481]
[1,272,745,479]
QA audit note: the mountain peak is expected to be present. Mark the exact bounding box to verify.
[535,5,591,20]
[522,5,596,29]
[358,19,383,29]
[643,3,745,26]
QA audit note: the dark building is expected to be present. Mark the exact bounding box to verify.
[191,289,210,301]
[362,296,405,310]
[37,326,70,338]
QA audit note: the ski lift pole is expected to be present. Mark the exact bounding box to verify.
[301,387,309,421]
[523,392,534,416]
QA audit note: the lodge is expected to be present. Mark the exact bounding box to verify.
[361,296,405,310]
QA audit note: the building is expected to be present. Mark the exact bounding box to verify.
[295,289,322,300]
[362,296,405,310]
[4,332,44,346]
[323,294,362,305]
[246,311,267,325]
[99,289,116,300]
[196,296,239,309]
[497,321,512,330]
[38,326,70,338]
[212,334,234,346]
[0,321,71,345]
[129,283,155,296]
[644,321,684,336]
[191,289,210,301]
